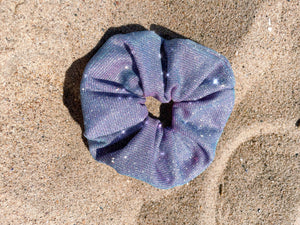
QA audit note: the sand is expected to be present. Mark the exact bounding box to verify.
[1,0,299,224]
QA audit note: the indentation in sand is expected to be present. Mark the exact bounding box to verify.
[216,133,299,224]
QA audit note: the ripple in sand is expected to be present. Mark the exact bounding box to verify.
[216,133,299,224]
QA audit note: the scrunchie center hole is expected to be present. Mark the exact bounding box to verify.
[145,97,173,128]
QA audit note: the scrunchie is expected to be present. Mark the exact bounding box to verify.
[80,31,235,189]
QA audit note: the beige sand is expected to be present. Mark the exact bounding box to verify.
[1,0,299,224]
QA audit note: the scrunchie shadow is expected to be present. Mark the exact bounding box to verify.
[63,24,188,147]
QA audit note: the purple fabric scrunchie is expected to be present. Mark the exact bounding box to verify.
[80,31,235,189]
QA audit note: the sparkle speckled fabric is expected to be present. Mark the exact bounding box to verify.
[80,31,235,189]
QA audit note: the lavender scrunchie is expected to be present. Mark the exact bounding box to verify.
[80,31,235,189]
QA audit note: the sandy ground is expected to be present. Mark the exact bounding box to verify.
[1,0,299,224]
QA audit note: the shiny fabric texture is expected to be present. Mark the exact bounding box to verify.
[80,31,235,189]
